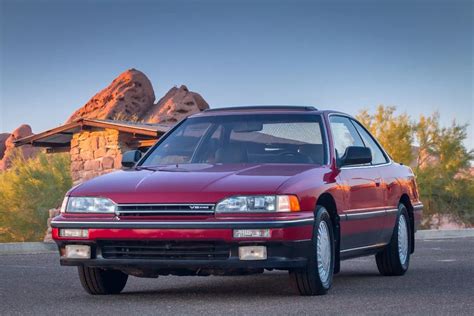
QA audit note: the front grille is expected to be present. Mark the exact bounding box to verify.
[101,241,230,260]
[116,204,215,216]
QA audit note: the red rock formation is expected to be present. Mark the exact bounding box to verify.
[66,69,156,123]
[142,85,209,125]
[0,125,39,170]
[66,69,209,125]
[0,133,10,160]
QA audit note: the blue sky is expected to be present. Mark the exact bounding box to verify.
[1,0,472,148]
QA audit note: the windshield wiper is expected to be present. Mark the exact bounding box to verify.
[134,166,158,172]
[135,164,190,172]
[157,164,190,172]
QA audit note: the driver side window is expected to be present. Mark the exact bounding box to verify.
[329,116,364,160]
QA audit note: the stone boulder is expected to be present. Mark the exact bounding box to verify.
[0,133,10,160]
[0,124,39,170]
[142,85,209,125]
[66,69,156,123]
[66,69,209,125]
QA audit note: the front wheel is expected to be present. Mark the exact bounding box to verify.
[375,204,411,276]
[290,206,334,296]
[78,266,128,295]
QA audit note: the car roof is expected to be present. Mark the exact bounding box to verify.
[190,106,346,118]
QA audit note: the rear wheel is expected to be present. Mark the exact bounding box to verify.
[375,204,411,276]
[290,206,334,295]
[78,266,128,295]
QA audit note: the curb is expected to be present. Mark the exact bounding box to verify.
[0,242,56,255]
[415,228,474,240]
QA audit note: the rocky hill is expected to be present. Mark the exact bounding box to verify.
[0,125,39,170]
[67,69,209,125]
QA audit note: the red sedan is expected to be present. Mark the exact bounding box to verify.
[52,106,423,296]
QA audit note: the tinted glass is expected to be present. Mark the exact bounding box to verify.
[329,115,364,159]
[352,120,388,165]
[141,114,327,165]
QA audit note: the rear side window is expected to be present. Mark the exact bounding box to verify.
[329,116,364,160]
[351,120,389,165]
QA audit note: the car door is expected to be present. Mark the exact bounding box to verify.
[351,119,395,244]
[329,115,386,252]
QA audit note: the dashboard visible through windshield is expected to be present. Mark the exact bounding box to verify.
[141,114,327,166]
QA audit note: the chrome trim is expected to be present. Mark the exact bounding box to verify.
[413,204,423,212]
[385,208,399,214]
[115,203,215,216]
[347,210,386,216]
[340,243,387,253]
[345,210,386,220]
[117,210,214,214]
[117,203,214,207]
[51,218,314,229]
[340,208,399,221]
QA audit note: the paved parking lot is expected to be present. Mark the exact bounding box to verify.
[1,237,473,315]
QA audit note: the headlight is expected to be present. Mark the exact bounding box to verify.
[215,195,300,213]
[65,197,116,213]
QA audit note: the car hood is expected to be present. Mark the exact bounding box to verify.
[70,164,324,204]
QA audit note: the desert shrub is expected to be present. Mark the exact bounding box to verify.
[0,151,72,242]
[357,106,474,226]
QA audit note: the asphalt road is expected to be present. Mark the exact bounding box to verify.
[1,238,473,316]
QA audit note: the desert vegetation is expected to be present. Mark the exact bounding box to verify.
[0,151,72,242]
[357,105,473,227]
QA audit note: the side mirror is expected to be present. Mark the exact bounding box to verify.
[121,150,142,168]
[340,146,372,166]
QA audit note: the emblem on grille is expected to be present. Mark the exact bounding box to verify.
[189,205,212,210]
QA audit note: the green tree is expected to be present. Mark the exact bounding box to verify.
[357,105,414,165]
[0,151,72,242]
[357,105,473,226]
[415,114,473,225]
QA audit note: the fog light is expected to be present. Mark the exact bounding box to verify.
[238,246,267,260]
[233,229,271,238]
[59,229,88,238]
[65,245,91,259]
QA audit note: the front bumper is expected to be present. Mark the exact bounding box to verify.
[52,217,314,270]
[56,241,311,270]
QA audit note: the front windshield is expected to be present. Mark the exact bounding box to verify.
[141,114,327,166]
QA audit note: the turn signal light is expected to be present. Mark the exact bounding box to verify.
[277,195,301,212]
[59,229,89,238]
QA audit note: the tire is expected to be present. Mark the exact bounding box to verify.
[78,266,128,295]
[290,206,335,296]
[375,203,411,276]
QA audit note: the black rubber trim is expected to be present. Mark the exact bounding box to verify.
[61,257,308,269]
[203,106,318,112]
[51,218,314,229]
